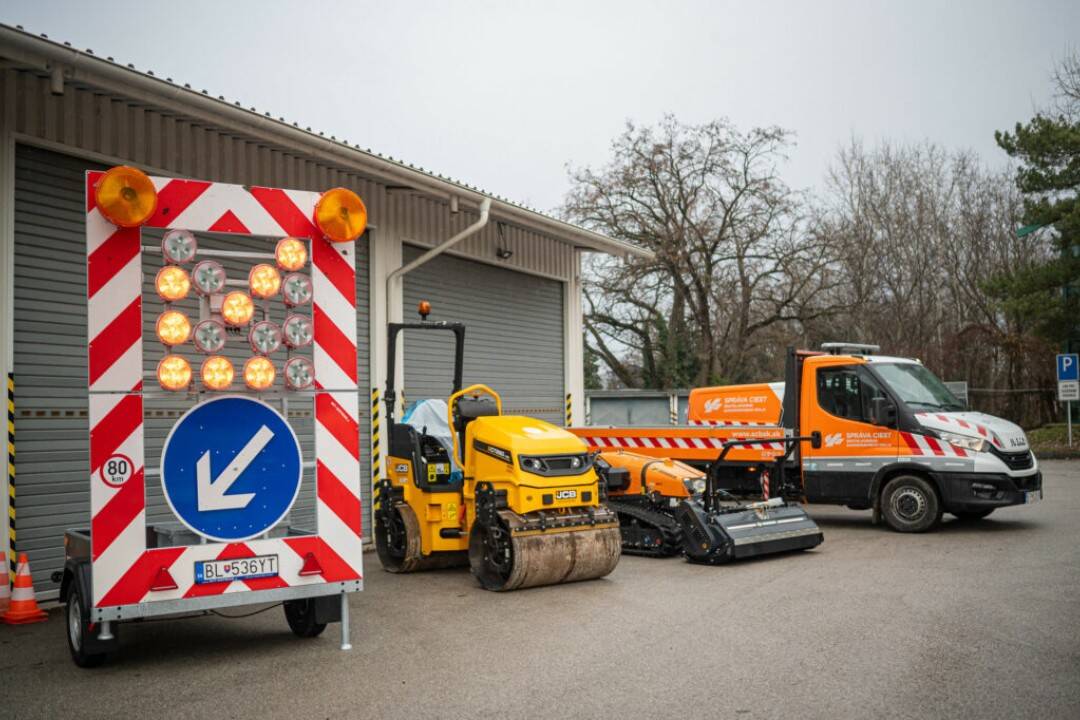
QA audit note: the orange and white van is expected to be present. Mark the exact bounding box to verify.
[688,344,1042,531]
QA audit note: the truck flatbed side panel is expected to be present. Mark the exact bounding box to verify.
[569,426,786,462]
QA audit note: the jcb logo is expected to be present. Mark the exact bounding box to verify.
[555,489,577,500]
[824,433,844,448]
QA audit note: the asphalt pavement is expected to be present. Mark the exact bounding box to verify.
[3,461,1078,720]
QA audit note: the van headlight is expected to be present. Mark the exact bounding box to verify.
[938,431,989,453]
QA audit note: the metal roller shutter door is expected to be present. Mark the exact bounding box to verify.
[402,245,564,425]
[11,144,372,597]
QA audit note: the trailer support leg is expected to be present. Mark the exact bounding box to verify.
[98,620,114,641]
[339,593,351,651]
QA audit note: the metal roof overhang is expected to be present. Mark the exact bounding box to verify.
[0,24,653,261]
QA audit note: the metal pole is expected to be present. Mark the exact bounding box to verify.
[1069,401,1073,447]
[339,593,351,651]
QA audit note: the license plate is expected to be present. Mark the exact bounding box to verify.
[1025,490,1042,504]
[195,554,279,584]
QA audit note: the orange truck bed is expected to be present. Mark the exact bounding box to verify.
[569,425,786,463]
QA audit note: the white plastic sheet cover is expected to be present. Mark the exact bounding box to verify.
[401,399,463,480]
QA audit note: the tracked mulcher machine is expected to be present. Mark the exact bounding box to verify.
[598,433,825,564]
[374,310,621,590]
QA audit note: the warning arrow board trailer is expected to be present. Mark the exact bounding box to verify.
[58,166,368,666]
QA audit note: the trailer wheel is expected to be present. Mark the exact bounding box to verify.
[953,509,994,521]
[284,599,327,638]
[66,585,107,668]
[881,475,942,533]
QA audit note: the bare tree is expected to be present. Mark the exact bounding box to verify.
[565,116,846,387]
[813,139,1058,425]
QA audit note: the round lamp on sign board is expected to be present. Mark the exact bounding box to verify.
[157,355,191,391]
[221,291,255,326]
[155,266,191,302]
[249,264,282,299]
[418,300,431,320]
[282,273,313,307]
[244,356,276,390]
[94,165,158,228]
[161,229,198,264]
[249,320,282,355]
[192,260,227,295]
[284,356,315,390]
[314,187,367,242]
[275,237,308,271]
[201,356,234,390]
[282,314,313,348]
[155,311,191,346]
[192,319,226,354]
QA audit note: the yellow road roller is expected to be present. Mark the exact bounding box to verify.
[373,310,621,590]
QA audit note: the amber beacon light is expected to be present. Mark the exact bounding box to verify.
[95,165,158,227]
[244,356,276,390]
[157,355,192,391]
[314,187,367,242]
[201,356,235,390]
[221,291,255,326]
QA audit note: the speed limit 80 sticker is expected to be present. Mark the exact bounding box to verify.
[99,453,135,488]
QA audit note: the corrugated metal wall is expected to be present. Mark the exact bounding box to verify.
[402,246,565,425]
[12,145,102,590]
[11,144,371,594]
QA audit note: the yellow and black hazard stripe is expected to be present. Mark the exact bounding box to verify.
[371,387,382,484]
[565,393,573,427]
[7,373,15,584]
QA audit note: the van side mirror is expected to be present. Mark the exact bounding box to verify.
[810,431,822,449]
[870,397,897,427]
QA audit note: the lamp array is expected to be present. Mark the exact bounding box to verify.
[153,230,315,393]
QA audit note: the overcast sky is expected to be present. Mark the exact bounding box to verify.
[4,1,1077,212]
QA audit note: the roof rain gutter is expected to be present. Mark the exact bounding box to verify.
[0,25,652,261]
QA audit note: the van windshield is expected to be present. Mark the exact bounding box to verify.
[872,362,965,412]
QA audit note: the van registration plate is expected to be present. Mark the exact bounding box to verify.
[195,554,279,584]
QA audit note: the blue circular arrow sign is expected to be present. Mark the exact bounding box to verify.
[161,395,303,543]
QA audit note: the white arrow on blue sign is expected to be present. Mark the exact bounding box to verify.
[161,396,303,543]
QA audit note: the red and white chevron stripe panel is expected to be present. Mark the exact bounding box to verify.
[580,434,788,452]
[900,432,969,458]
[86,172,363,609]
[689,419,773,427]
[914,413,1003,449]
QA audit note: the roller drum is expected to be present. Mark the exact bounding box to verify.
[469,508,622,591]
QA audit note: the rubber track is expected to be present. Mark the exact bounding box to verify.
[608,499,684,558]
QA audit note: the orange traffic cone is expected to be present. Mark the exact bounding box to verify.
[1,553,47,624]
[0,573,9,614]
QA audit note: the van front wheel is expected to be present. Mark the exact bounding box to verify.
[881,475,942,533]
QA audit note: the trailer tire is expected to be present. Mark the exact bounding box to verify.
[284,599,327,638]
[953,509,994,521]
[881,474,942,533]
[66,584,107,668]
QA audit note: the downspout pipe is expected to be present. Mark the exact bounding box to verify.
[386,197,491,301]
[382,198,490,418]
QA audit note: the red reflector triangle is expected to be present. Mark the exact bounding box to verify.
[298,551,323,577]
[150,566,179,591]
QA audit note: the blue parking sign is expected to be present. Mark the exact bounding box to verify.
[1058,354,1079,382]
[161,396,303,543]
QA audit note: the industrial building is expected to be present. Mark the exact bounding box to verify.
[0,24,646,598]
